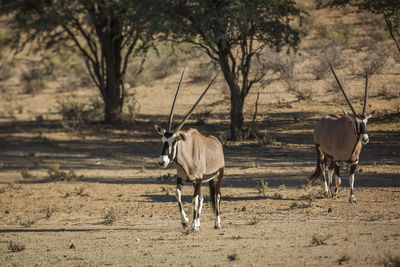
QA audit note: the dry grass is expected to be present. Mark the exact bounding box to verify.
[102,208,118,225]
[8,241,25,252]
[311,234,332,246]
[382,254,400,267]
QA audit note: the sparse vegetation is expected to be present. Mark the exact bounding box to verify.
[42,207,56,219]
[158,173,176,182]
[58,97,103,129]
[228,252,240,261]
[103,208,118,225]
[273,192,283,199]
[292,87,314,101]
[46,165,81,181]
[290,201,299,209]
[311,234,332,246]
[382,254,400,267]
[260,132,276,145]
[20,169,34,179]
[278,184,286,190]
[256,179,269,195]
[218,132,228,144]
[8,241,25,252]
[243,161,260,169]
[377,85,400,100]
[20,218,36,228]
[338,255,351,265]
[247,217,258,226]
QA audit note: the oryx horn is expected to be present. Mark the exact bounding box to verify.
[362,69,368,116]
[173,72,220,134]
[168,67,186,131]
[329,62,357,116]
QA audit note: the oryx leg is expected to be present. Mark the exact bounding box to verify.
[328,160,335,197]
[191,179,202,232]
[349,163,357,203]
[319,156,329,197]
[214,168,223,229]
[332,162,341,197]
[175,178,189,228]
[209,168,223,229]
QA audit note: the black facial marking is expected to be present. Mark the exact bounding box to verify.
[161,141,170,155]
[359,121,366,134]
[164,132,174,138]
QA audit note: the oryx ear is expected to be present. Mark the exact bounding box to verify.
[176,133,186,141]
[367,111,375,119]
[154,124,166,135]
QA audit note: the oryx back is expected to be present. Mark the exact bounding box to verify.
[176,129,224,182]
[314,114,361,162]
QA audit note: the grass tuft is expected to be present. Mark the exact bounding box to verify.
[8,241,25,252]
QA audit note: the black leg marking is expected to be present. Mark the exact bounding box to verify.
[349,163,358,203]
[176,177,188,227]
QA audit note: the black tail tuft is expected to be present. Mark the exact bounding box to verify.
[209,180,216,212]
[309,144,322,183]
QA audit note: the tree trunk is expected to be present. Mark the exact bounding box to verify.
[104,83,123,123]
[218,50,244,141]
[101,18,124,124]
[230,89,244,141]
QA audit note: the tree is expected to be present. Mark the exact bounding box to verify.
[317,0,400,52]
[167,0,303,140]
[0,0,161,123]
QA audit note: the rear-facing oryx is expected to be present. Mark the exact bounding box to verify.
[310,63,374,203]
[155,69,224,231]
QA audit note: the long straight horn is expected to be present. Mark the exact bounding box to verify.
[173,72,220,133]
[329,62,357,116]
[362,69,368,115]
[168,67,186,131]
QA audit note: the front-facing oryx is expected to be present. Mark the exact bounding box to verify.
[310,63,374,203]
[155,69,224,231]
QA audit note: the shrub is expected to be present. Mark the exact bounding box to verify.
[256,179,269,195]
[189,60,218,83]
[103,208,118,225]
[311,234,331,246]
[329,21,354,47]
[20,66,46,94]
[8,241,25,252]
[261,132,276,145]
[46,165,80,181]
[20,169,34,179]
[244,161,260,169]
[292,87,313,101]
[58,97,103,129]
[382,254,400,267]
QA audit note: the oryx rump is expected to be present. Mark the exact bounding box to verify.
[155,69,224,231]
[310,63,374,203]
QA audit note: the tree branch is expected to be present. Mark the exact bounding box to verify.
[384,15,400,52]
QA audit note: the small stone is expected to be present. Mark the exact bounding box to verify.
[328,208,332,213]
[241,206,247,212]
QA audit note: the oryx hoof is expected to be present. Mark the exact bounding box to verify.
[349,195,357,203]
[331,190,337,198]
[181,222,188,228]
[214,224,221,230]
[324,192,329,198]
[191,225,199,232]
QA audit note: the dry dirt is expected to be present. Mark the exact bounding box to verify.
[1,2,400,267]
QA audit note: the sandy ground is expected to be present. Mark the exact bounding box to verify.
[1,1,400,266]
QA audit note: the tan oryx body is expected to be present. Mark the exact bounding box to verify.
[175,128,224,183]
[155,69,224,231]
[310,64,374,203]
[314,114,362,163]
